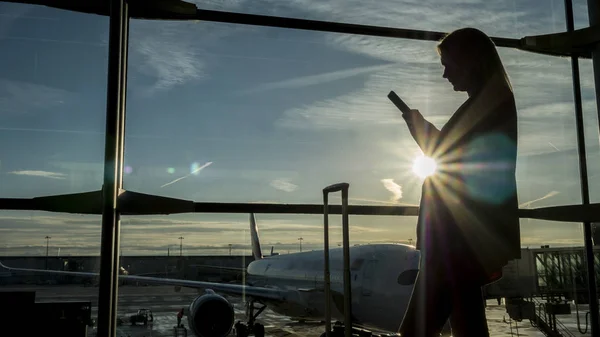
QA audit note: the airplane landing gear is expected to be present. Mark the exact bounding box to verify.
[234,299,266,337]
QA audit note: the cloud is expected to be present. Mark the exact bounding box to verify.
[0,209,586,256]
[380,179,403,202]
[188,0,247,11]
[133,32,206,94]
[269,179,298,192]
[8,170,66,180]
[0,79,74,114]
[0,4,35,39]
[272,55,461,131]
[330,195,418,206]
[129,17,251,95]
[262,0,588,166]
[272,42,588,164]
[240,64,394,94]
[0,212,391,255]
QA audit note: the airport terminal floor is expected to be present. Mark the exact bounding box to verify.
[3,0,600,337]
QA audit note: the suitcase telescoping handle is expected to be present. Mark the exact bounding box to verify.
[323,182,350,194]
[322,182,352,337]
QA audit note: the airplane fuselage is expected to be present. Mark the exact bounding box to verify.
[245,244,420,333]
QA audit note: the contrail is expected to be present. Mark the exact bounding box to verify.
[548,142,560,152]
[160,162,213,188]
[519,191,559,208]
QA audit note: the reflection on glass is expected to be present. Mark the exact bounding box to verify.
[0,4,108,198]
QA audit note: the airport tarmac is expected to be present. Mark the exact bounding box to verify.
[0,285,592,337]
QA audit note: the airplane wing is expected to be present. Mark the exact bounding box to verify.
[189,264,246,273]
[0,261,282,301]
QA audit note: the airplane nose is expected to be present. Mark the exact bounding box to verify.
[397,251,420,285]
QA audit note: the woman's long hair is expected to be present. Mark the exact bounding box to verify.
[437,27,512,92]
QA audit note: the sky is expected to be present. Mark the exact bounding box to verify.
[0,0,599,256]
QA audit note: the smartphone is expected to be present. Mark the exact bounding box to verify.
[387,91,412,115]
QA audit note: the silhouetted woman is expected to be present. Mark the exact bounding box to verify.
[398,27,521,337]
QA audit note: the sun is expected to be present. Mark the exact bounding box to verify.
[412,155,437,179]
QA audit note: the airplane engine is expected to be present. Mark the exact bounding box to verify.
[187,290,235,337]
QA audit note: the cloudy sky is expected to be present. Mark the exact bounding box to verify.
[0,0,598,256]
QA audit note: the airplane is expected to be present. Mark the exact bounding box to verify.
[0,213,421,337]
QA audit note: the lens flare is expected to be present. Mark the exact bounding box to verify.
[190,162,201,175]
[412,155,437,179]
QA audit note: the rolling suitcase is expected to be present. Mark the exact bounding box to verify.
[323,183,353,337]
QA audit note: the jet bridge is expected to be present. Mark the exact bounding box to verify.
[484,246,600,302]
[496,246,600,337]
[532,246,600,303]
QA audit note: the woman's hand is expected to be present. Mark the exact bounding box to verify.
[394,105,440,158]
[403,109,424,131]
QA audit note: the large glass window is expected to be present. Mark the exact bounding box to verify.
[0,3,107,336]
[3,1,600,337]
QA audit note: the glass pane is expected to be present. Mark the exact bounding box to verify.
[574,0,590,30]
[0,4,107,198]
[0,210,101,334]
[124,22,581,209]
[116,214,593,336]
[119,213,254,337]
[580,59,600,203]
[510,47,582,207]
[191,0,567,39]
[118,213,419,336]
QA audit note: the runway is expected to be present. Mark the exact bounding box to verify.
[0,285,592,337]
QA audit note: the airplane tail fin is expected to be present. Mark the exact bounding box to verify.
[250,213,263,260]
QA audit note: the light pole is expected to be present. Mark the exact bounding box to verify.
[178,236,184,257]
[298,237,303,252]
[228,244,232,256]
[45,236,51,269]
